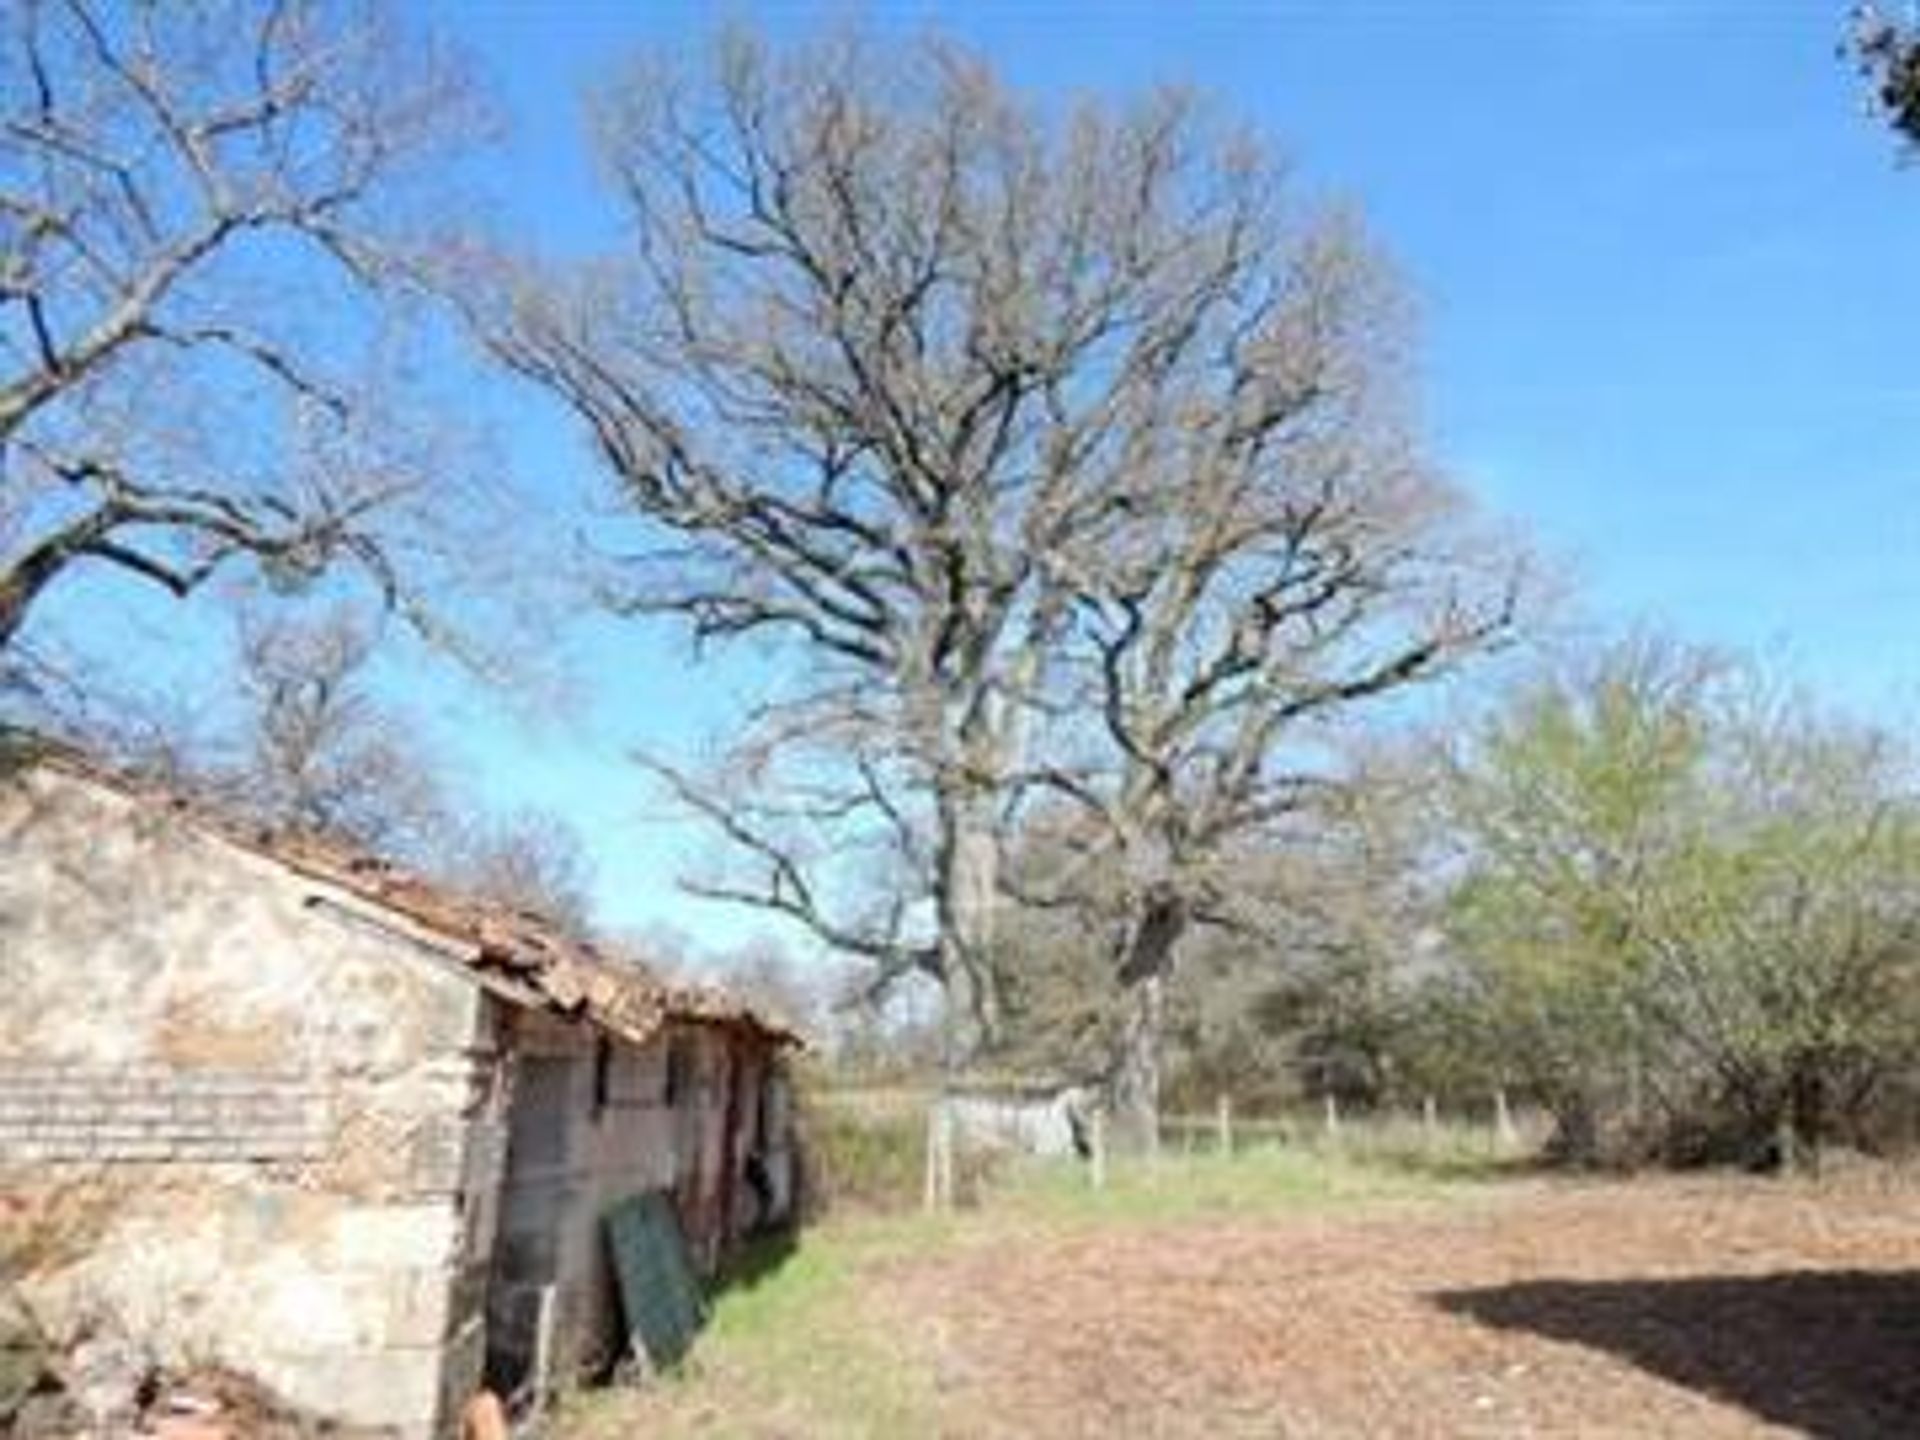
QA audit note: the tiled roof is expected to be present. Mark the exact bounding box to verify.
[8,739,800,1051]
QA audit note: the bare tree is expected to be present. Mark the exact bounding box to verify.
[225,602,595,926]
[482,25,1497,1070]
[1012,240,1520,1139]
[631,691,943,1011]
[705,934,842,1040]
[991,739,1467,1120]
[221,603,446,852]
[0,0,471,656]
[446,807,596,932]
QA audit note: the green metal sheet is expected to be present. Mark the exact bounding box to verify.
[605,1191,706,1372]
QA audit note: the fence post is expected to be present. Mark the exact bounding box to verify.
[1494,1086,1517,1153]
[1323,1091,1341,1142]
[1089,1107,1107,1191]
[941,1103,955,1208]
[924,1099,954,1212]
[924,1099,939,1211]
[1216,1094,1234,1158]
[515,1283,556,1410]
[1423,1093,1439,1150]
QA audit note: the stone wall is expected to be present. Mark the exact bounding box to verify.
[0,767,503,1438]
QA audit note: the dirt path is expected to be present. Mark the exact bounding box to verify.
[868,1175,1920,1438]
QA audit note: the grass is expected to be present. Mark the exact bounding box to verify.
[557,1137,1491,1439]
[559,1215,953,1439]
[991,1142,1462,1227]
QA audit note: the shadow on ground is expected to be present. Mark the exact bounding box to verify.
[1435,1269,1920,1440]
[707,1226,800,1304]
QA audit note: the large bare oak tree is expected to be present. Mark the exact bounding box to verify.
[485,26,1516,1076]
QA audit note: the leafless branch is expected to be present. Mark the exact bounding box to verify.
[0,0,473,652]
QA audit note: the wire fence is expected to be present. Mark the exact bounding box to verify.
[1157,1090,1534,1159]
[854,1082,1551,1211]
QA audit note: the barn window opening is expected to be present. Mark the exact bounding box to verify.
[665,1033,693,1106]
[592,1035,612,1120]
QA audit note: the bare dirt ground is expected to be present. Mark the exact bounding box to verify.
[866,1174,1920,1439]
[570,1168,1920,1439]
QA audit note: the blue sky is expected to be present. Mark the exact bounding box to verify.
[38,1,1920,956]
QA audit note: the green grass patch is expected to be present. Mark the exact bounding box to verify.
[556,1138,1498,1438]
[559,1216,956,1439]
[991,1138,1474,1229]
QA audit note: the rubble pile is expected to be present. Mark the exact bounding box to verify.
[0,1291,386,1439]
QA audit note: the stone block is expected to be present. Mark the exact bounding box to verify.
[174,1137,240,1161]
[404,1118,468,1196]
[380,1268,457,1347]
[247,1270,372,1353]
[109,1138,177,1160]
[326,1204,459,1271]
[275,1348,444,1433]
[413,990,485,1057]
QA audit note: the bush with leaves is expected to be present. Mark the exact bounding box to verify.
[1441,640,1920,1169]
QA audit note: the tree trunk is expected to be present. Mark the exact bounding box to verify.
[1109,972,1164,1154]
[935,783,1003,1069]
[1786,1063,1826,1177]
[1546,1091,1600,1167]
[1107,893,1187,1153]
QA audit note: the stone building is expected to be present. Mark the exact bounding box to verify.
[0,743,799,1436]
